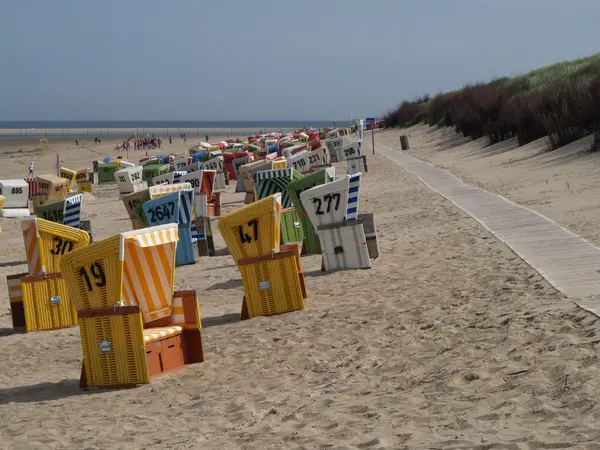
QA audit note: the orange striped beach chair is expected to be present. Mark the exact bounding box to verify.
[7,217,90,332]
[60,223,204,389]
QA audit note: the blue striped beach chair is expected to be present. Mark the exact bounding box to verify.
[142,190,197,266]
[299,173,372,271]
[34,193,83,229]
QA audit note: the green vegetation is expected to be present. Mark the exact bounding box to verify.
[383,52,600,151]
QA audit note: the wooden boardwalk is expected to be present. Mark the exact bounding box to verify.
[369,139,600,309]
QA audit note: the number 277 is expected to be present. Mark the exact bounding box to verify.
[312,193,341,215]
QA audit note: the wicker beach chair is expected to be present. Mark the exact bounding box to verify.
[218,194,306,319]
[7,217,90,332]
[60,224,204,389]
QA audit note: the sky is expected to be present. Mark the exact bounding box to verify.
[1,0,600,122]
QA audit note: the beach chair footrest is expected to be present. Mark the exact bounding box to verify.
[146,334,185,378]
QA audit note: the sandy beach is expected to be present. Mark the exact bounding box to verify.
[2,133,600,448]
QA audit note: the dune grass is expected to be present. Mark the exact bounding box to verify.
[383,52,600,151]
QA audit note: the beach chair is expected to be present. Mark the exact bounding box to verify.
[35,193,83,229]
[152,171,187,186]
[272,157,287,170]
[115,166,146,197]
[177,169,217,214]
[232,155,251,193]
[253,168,305,245]
[192,216,215,257]
[324,137,343,163]
[142,163,169,185]
[347,155,368,175]
[286,150,311,174]
[58,167,77,192]
[7,217,90,332]
[203,155,226,190]
[238,160,273,204]
[60,224,204,389]
[31,174,69,211]
[177,170,219,254]
[75,169,90,191]
[97,162,118,184]
[288,168,336,255]
[308,146,330,171]
[0,179,29,217]
[122,188,151,230]
[300,173,373,272]
[142,189,197,266]
[218,194,306,319]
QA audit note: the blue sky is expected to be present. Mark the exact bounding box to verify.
[1,0,599,121]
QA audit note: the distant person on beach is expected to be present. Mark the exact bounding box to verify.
[169,136,172,144]
[75,138,79,146]
[28,161,34,176]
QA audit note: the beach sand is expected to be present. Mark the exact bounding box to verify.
[1,134,600,448]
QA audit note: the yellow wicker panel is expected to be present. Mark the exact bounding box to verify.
[24,218,91,275]
[79,312,149,387]
[58,167,77,191]
[272,159,287,169]
[33,174,69,209]
[21,276,74,332]
[60,235,122,310]
[0,194,5,210]
[239,254,304,318]
[77,181,93,193]
[218,194,282,265]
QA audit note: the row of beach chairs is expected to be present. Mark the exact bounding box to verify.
[3,133,379,389]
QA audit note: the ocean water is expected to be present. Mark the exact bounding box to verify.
[0,120,350,140]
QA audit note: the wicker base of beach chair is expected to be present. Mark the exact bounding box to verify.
[21,273,77,332]
[77,291,204,389]
[238,251,305,319]
[8,272,78,332]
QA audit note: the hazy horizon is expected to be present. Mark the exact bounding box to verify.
[2,0,600,121]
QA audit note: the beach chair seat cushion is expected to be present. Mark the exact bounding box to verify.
[143,325,183,343]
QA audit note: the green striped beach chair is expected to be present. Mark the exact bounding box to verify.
[253,168,304,244]
[287,167,336,254]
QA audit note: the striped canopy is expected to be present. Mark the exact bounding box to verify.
[149,182,192,199]
[120,224,178,323]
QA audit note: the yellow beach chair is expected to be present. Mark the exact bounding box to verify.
[6,217,90,332]
[218,194,306,319]
[60,223,204,389]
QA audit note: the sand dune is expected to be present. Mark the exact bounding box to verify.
[1,135,600,448]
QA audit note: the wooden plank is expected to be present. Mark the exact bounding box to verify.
[374,141,600,305]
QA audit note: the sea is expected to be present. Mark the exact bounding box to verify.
[0,120,351,140]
